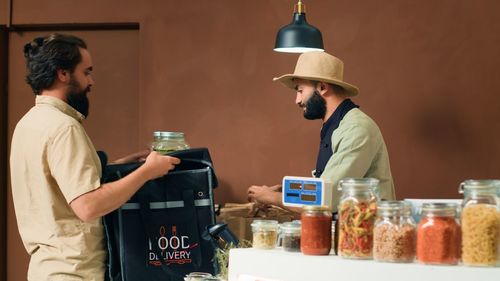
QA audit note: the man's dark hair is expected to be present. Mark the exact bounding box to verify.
[24,33,87,95]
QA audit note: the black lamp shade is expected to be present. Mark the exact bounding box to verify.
[274,13,324,53]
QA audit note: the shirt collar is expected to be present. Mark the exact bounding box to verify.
[320,98,358,140]
[35,95,86,122]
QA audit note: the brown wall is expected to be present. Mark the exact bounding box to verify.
[2,0,500,280]
[0,28,8,281]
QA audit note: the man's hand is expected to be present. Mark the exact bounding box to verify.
[140,151,181,180]
[112,149,150,164]
[70,151,180,222]
[247,185,282,206]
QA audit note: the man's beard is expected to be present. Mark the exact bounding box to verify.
[66,77,90,118]
[302,90,327,120]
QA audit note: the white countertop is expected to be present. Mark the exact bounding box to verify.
[228,248,500,281]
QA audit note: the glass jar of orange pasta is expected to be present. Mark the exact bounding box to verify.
[459,179,500,267]
[338,178,379,259]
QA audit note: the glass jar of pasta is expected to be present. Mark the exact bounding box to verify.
[459,179,500,267]
[338,178,379,259]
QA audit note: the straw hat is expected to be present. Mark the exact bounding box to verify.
[273,51,359,96]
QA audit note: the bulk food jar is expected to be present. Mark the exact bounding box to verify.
[373,201,416,263]
[459,180,500,267]
[416,203,461,265]
[280,222,301,252]
[251,220,279,249]
[301,206,332,255]
[338,178,379,259]
[152,131,190,154]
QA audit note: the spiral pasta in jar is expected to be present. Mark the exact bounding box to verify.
[338,178,379,259]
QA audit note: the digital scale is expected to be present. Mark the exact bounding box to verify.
[282,176,334,209]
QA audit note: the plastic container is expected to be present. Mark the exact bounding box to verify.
[301,206,332,255]
[280,222,301,252]
[459,179,500,267]
[338,178,379,259]
[251,220,279,249]
[373,201,416,263]
[416,203,460,265]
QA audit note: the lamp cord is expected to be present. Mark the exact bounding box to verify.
[296,0,305,14]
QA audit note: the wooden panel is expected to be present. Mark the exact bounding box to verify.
[11,0,142,24]
[0,0,7,25]
[7,29,139,281]
[0,27,8,281]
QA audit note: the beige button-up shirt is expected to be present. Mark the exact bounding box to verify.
[319,108,396,212]
[10,95,106,281]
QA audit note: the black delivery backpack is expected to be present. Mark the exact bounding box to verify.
[101,148,232,281]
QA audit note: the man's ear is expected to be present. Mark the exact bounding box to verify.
[317,81,329,96]
[56,69,70,83]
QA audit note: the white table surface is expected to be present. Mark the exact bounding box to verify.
[228,248,500,281]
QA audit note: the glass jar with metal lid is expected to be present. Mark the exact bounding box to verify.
[338,178,379,259]
[373,201,416,263]
[301,205,332,255]
[251,220,279,249]
[459,179,500,267]
[280,222,301,252]
[152,131,190,154]
[151,131,162,151]
[416,203,460,265]
[185,272,213,281]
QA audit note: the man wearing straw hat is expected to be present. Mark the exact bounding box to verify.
[248,51,395,212]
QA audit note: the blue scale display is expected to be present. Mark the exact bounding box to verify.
[282,176,333,208]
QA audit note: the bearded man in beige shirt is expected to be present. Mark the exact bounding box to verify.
[10,33,180,281]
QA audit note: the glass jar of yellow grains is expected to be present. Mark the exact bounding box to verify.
[251,220,279,249]
[459,179,500,267]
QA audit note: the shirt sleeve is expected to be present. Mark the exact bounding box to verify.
[320,124,380,211]
[47,124,102,203]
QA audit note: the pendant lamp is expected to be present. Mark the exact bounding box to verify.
[274,0,324,53]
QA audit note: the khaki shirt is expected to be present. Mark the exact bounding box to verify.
[319,108,396,211]
[10,96,106,281]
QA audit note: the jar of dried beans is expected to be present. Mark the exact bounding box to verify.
[416,203,461,265]
[459,179,500,267]
[301,206,332,255]
[373,201,416,263]
[338,178,379,259]
[251,220,279,249]
[280,222,301,252]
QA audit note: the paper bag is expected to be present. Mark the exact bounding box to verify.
[217,203,298,242]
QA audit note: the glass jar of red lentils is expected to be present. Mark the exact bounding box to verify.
[416,203,461,265]
[300,205,332,255]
